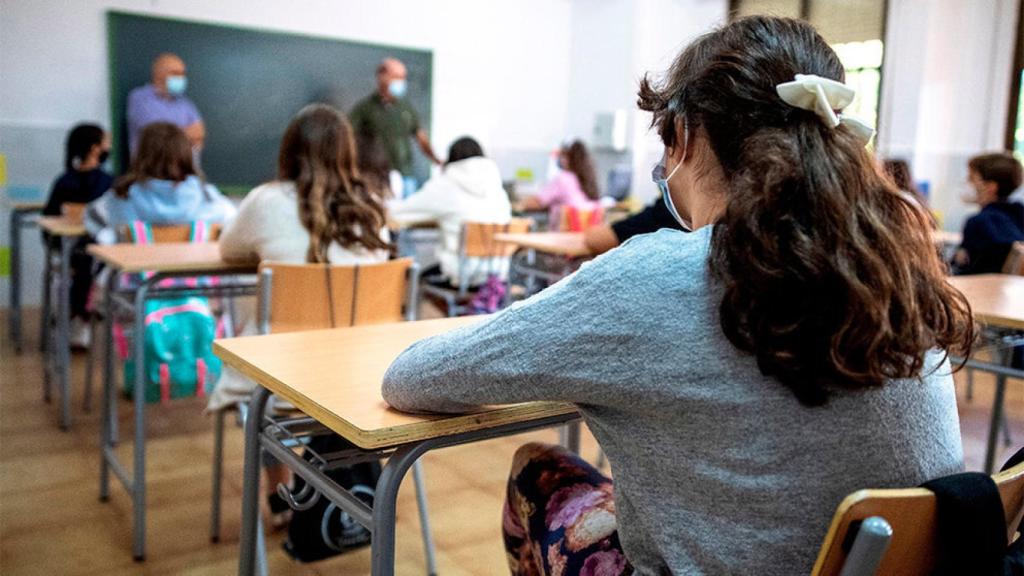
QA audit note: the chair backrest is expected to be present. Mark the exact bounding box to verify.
[61,202,88,224]
[557,204,605,232]
[257,258,416,335]
[461,218,532,258]
[1002,241,1024,275]
[117,223,222,244]
[812,459,1024,575]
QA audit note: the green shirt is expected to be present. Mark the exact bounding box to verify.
[349,94,420,176]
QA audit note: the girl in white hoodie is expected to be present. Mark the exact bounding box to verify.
[387,137,512,287]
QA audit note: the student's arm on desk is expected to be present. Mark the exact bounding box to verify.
[387,177,449,225]
[383,249,634,414]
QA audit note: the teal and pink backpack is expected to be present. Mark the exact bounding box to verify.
[115,221,223,404]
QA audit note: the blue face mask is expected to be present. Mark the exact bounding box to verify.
[652,159,691,231]
[388,79,408,99]
[166,75,188,96]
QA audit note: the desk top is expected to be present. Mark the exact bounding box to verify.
[7,201,45,212]
[934,230,962,246]
[948,274,1024,330]
[87,242,257,274]
[213,317,576,449]
[495,232,592,258]
[37,216,86,237]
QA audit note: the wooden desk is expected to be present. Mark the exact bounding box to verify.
[495,231,591,258]
[214,317,574,449]
[948,274,1024,331]
[90,242,258,561]
[88,242,256,274]
[7,202,46,353]
[947,274,1024,473]
[215,317,578,575]
[38,216,86,237]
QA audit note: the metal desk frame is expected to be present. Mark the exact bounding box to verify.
[954,331,1024,473]
[8,204,43,354]
[98,267,257,561]
[41,229,82,429]
[237,386,580,576]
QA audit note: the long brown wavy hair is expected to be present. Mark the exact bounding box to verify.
[114,122,198,198]
[562,140,600,200]
[278,104,391,263]
[638,16,974,406]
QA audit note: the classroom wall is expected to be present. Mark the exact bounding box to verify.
[565,0,728,204]
[878,0,1020,232]
[0,0,574,306]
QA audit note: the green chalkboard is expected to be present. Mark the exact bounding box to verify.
[107,11,433,195]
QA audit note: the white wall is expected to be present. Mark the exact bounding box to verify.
[0,0,574,305]
[878,0,1020,232]
[565,0,727,203]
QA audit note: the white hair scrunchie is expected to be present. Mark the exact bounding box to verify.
[775,74,875,145]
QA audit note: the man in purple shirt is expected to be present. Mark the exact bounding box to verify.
[126,53,205,157]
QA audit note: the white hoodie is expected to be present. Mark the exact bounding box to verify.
[388,156,512,286]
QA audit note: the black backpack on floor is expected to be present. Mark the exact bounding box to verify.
[283,435,381,563]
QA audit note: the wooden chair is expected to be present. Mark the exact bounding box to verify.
[209,258,436,573]
[556,204,604,232]
[116,222,222,243]
[1003,241,1024,276]
[812,458,1024,575]
[61,202,88,224]
[420,218,532,316]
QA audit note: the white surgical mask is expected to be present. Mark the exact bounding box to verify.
[388,79,407,99]
[653,160,691,231]
[166,75,188,96]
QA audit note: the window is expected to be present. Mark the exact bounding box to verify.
[1007,1,1024,158]
[730,0,888,130]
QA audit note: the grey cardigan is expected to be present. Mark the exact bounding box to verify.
[383,226,964,575]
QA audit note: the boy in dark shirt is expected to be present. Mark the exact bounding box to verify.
[584,197,686,254]
[43,123,113,347]
[954,152,1024,275]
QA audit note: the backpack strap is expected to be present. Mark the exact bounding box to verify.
[158,363,171,406]
[920,472,1006,576]
[195,358,208,398]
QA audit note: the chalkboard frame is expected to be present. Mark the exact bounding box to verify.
[106,10,434,195]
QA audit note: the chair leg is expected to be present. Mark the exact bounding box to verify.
[211,408,226,543]
[1003,402,1014,447]
[966,367,974,402]
[412,461,438,576]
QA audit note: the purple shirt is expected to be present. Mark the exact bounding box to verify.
[126,84,202,155]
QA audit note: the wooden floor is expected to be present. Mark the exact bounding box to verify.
[1,308,1022,575]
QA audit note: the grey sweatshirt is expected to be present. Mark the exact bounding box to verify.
[382,226,964,575]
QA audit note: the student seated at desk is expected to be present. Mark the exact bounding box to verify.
[383,16,973,575]
[519,140,600,227]
[86,122,235,243]
[387,136,512,287]
[953,152,1024,275]
[213,104,390,527]
[583,196,686,254]
[43,123,114,347]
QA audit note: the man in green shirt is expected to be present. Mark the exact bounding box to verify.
[350,58,441,197]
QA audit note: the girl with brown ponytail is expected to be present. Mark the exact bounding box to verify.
[383,16,974,574]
